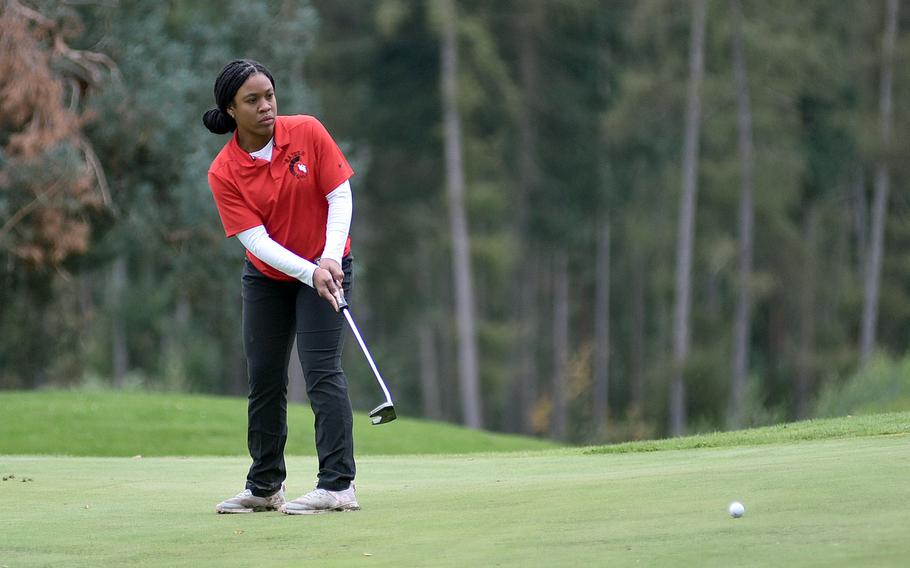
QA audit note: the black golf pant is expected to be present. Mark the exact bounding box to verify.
[241,256,355,496]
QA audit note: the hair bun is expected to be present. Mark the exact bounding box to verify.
[202,108,236,134]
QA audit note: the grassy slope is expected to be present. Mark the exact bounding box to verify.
[0,390,557,456]
[587,411,910,453]
[2,432,908,567]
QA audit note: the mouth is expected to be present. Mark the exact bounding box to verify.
[258,116,275,125]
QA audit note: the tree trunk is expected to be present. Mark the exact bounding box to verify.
[439,0,482,428]
[519,265,540,434]
[670,0,706,437]
[796,207,818,419]
[630,253,646,411]
[417,322,442,419]
[592,6,612,439]
[551,253,569,441]
[417,241,443,420]
[851,169,867,278]
[168,292,191,390]
[111,256,128,387]
[729,0,755,429]
[79,271,95,370]
[593,221,610,436]
[436,302,456,423]
[511,1,542,435]
[224,282,246,396]
[860,0,898,366]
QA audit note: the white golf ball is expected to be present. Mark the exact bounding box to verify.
[728,501,745,518]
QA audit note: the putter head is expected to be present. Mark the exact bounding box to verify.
[369,401,396,425]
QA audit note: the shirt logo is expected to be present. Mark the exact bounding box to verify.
[287,151,309,178]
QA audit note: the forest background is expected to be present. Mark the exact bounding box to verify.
[1,0,908,443]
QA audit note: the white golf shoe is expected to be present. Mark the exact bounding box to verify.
[215,484,286,514]
[280,484,360,515]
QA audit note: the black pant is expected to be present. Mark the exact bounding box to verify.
[241,256,355,496]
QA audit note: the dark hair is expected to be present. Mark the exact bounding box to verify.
[202,59,275,134]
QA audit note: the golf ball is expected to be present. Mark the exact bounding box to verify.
[728,501,745,518]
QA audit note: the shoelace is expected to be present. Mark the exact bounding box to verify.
[289,489,333,505]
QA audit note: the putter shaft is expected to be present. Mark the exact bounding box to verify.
[342,307,393,404]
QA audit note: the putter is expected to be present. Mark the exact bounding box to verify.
[334,288,397,425]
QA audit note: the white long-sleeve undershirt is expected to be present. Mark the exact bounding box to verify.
[322,181,352,264]
[236,180,352,288]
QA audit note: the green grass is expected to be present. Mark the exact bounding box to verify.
[0,390,557,456]
[2,392,909,566]
[2,434,908,567]
[586,411,910,454]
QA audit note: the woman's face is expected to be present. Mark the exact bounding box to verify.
[228,72,277,141]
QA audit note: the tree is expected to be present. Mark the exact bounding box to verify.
[0,0,114,265]
[0,0,115,387]
[728,0,755,428]
[592,4,613,439]
[437,0,483,428]
[510,0,543,435]
[860,0,899,365]
[670,0,707,436]
[551,254,569,440]
[593,221,611,435]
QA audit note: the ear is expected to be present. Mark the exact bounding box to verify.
[227,104,235,118]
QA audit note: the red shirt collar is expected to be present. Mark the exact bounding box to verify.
[226,116,289,167]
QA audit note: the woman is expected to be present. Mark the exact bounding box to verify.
[203,59,359,515]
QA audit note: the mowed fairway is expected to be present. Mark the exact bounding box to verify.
[3,433,909,566]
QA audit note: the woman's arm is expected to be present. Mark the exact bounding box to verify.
[320,179,352,264]
[238,225,341,311]
[237,225,319,287]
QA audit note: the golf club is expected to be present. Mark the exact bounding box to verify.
[334,288,396,425]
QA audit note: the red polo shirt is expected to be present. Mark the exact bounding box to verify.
[208,115,354,281]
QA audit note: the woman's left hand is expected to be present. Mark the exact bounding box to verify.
[313,267,340,312]
[318,258,344,289]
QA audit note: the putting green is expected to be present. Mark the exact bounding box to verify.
[2,434,908,567]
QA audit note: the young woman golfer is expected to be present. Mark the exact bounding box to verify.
[203,59,359,515]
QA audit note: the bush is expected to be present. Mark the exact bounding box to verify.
[814,354,910,417]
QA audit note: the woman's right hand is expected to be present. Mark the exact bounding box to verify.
[313,267,340,312]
